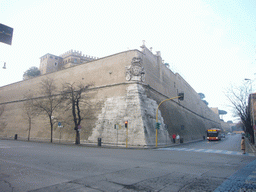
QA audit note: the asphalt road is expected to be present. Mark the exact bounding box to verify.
[179,133,243,151]
[0,134,255,192]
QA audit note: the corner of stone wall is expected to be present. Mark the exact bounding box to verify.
[88,83,148,147]
[137,83,172,146]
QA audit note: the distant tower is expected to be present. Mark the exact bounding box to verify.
[59,50,94,69]
[39,53,62,75]
[39,50,98,75]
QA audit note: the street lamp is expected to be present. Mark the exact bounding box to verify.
[155,93,184,147]
[1,61,6,69]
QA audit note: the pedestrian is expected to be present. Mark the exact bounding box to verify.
[172,134,176,143]
[176,134,180,144]
[241,136,245,154]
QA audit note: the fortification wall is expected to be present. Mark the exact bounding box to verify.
[0,48,221,146]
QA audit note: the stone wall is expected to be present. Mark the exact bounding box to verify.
[0,47,221,146]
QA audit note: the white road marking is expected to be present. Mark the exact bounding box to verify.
[157,147,255,156]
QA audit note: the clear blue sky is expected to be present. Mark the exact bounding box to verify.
[0,0,256,122]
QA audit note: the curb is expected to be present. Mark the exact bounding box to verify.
[0,137,204,150]
[245,137,256,154]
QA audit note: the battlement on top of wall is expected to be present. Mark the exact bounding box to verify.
[39,49,100,75]
[59,49,98,60]
[40,50,99,63]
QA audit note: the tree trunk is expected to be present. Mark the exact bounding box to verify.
[50,116,53,143]
[28,117,31,141]
[75,130,80,144]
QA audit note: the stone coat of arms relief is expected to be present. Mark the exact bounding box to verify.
[125,57,145,82]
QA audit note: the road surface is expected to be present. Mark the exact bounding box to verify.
[0,134,255,191]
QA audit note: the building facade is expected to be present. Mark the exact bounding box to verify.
[248,93,256,143]
[0,43,221,147]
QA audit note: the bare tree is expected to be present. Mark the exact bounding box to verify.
[225,82,254,143]
[23,94,38,141]
[62,82,93,144]
[34,78,63,143]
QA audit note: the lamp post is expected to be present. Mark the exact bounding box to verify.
[1,61,6,69]
[155,93,184,147]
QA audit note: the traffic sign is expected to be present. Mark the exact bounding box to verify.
[0,23,13,45]
[58,122,61,127]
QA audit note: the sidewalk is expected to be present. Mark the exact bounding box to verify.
[214,137,256,191]
[214,158,256,192]
[0,135,203,150]
[245,137,256,155]
[2,136,254,152]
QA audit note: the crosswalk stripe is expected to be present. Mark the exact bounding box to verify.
[185,148,195,151]
[204,149,214,153]
[0,146,11,148]
[194,149,204,152]
[157,147,255,156]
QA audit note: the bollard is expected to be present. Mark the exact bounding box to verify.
[98,138,102,147]
[14,134,18,140]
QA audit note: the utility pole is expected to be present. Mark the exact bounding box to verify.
[125,121,128,148]
[155,93,184,147]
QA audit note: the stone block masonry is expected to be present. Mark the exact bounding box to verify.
[0,45,221,146]
[88,83,169,147]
